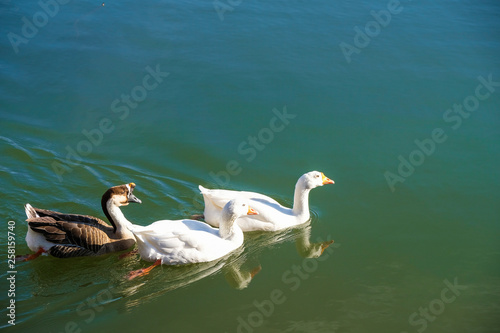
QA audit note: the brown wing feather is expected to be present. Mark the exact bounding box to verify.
[28,217,112,255]
[31,206,111,229]
[48,245,96,258]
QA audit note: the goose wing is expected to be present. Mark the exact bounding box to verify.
[199,186,282,228]
[199,186,280,209]
[130,220,225,264]
[26,204,111,229]
[27,216,112,255]
[47,245,97,258]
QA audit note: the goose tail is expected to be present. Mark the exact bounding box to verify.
[24,203,39,220]
[198,185,209,194]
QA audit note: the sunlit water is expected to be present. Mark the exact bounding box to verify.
[1,1,499,332]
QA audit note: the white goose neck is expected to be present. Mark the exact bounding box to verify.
[292,180,311,220]
[106,201,135,239]
[219,211,242,240]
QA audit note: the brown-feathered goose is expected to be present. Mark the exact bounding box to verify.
[21,183,141,260]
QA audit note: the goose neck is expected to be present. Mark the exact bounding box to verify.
[104,200,135,239]
[219,212,241,240]
[292,182,311,219]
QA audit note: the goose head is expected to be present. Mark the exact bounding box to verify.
[299,171,335,190]
[219,199,258,239]
[101,183,142,232]
[106,182,142,207]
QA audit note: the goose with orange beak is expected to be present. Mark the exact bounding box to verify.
[199,171,334,232]
[127,199,258,280]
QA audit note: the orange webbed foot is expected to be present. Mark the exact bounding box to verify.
[126,260,161,280]
[16,248,45,261]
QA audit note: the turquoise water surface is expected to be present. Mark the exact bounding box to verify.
[1,1,499,332]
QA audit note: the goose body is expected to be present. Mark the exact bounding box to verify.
[23,183,141,259]
[199,171,334,232]
[128,199,257,265]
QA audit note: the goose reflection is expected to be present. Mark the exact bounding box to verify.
[294,224,334,258]
[120,220,332,301]
[22,220,332,313]
[243,220,334,260]
[21,244,261,316]
[223,256,262,290]
[117,247,262,310]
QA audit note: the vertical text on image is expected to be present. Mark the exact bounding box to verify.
[6,220,17,326]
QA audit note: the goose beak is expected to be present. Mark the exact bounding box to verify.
[128,193,142,204]
[321,173,334,185]
[127,183,142,204]
[247,207,258,215]
[320,240,334,255]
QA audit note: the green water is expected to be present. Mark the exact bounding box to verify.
[1,1,499,332]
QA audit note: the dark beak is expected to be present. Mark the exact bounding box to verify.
[128,192,142,204]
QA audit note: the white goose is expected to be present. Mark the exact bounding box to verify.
[126,199,258,279]
[199,171,334,232]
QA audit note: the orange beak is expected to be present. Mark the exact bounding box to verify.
[247,207,259,215]
[320,240,334,255]
[250,265,262,278]
[321,173,334,185]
